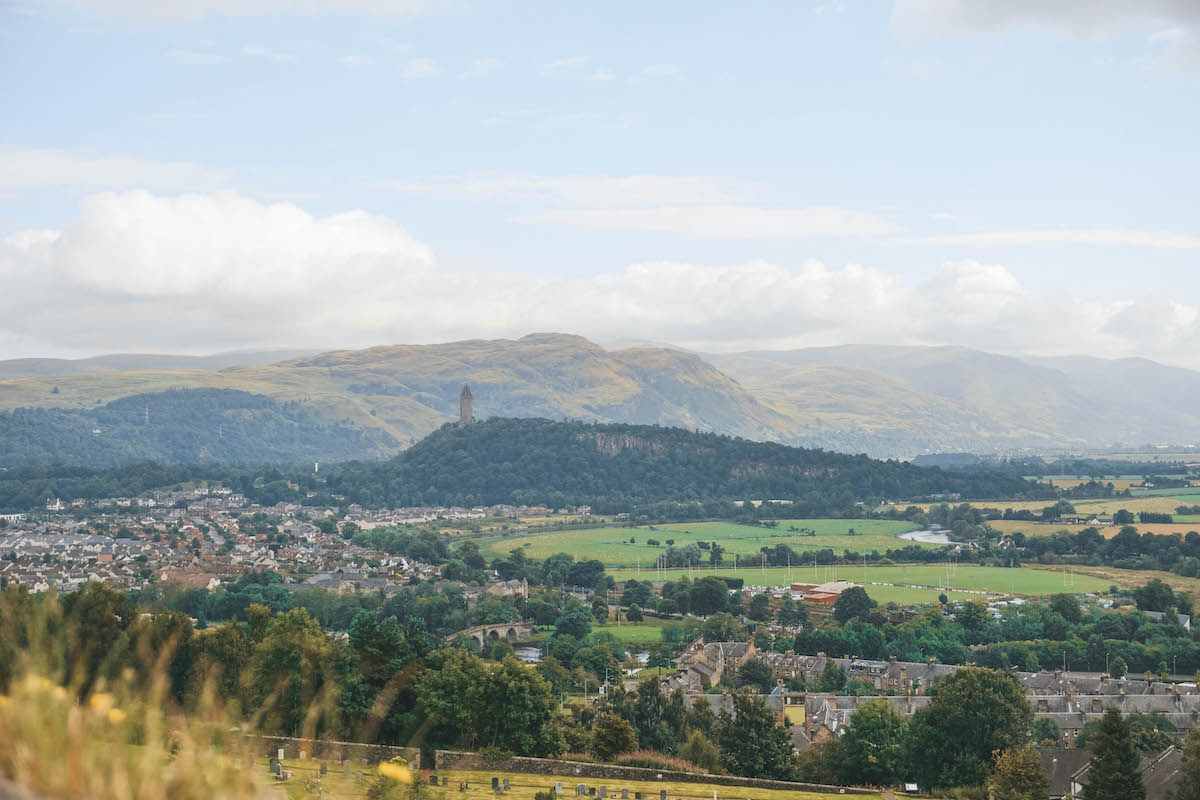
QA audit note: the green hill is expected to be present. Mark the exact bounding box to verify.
[324,417,1039,510]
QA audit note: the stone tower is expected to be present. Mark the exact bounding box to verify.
[459,384,474,426]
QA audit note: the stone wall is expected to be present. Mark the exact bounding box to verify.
[433,751,874,795]
[253,735,420,767]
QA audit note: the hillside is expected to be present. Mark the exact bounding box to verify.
[324,417,1039,509]
[0,388,394,466]
[2,334,1200,465]
[708,345,1200,454]
[0,334,790,465]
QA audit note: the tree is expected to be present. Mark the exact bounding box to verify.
[699,613,741,643]
[1033,717,1061,746]
[592,596,609,623]
[714,689,797,780]
[1174,726,1200,800]
[709,543,724,565]
[989,743,1050,800]
[736,659,775,693]
[748,593,771,621]
[626,603,644,623]
[817,662,847,692]
[554,602,593,640]
[904,668,1032,789]
[1110,655,1127,678]
[1081,707,1144,800]
[1050,594,1082,624]
[836,698,908,787]
[678,729,722,773]
[592,712,638,760]
[777,595,808,627]
[690,577,729,615]
[630,679,686,753]
[833,586,876,624]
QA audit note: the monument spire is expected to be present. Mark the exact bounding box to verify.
[459,384,474,426]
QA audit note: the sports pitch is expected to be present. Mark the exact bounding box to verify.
[486,519,922,567]
[604,563,1116,605]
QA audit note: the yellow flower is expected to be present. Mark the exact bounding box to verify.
[89,693,114,713]
[377,761,411,783]
[107,707,127,724]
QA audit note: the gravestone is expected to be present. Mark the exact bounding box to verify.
[599,786,607,798]
[355,772,363,784]
[577,785,587,796]
[343,761,351,777]
[503,779,511,792]
[555,782,563,796]
[622,790,629,799]
[636,793,643,800]
[299,750,308,761]
[460,782,468,792]
[319,762,327,776]
[430,775,439,786]
[492,777,500,792]
[660,790,667,800]
[278,748,285,761]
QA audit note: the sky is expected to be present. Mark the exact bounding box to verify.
[1,0,1198,366]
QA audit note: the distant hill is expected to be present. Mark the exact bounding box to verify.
[0,388,392,466]
[2,334,1199,465]
[324,417,1037,509]
[0,348,320,380]
[707,345,1200,454]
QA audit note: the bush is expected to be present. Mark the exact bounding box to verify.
[611,751,707,774]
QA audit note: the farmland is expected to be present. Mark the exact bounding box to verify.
[988,519,1200,539]
[918,494,1200,518]
[605,563,1116,605]
[485,519,921,567]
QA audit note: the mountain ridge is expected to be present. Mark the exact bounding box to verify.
[1,334,1198,464]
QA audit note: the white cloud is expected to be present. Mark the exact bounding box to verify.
[340,54,374,68]
[895,228,1200,249]
[5,191,1198,367]
[526,206,901,239]
[0,146,229,192]
[892,0,1200,69]
[399,57,438,78]
[167,48,230,67]
[62,0,445,20]
[584,68,616,82]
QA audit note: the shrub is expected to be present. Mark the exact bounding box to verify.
[611,751,707,774]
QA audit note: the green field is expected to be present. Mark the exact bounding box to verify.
[486,519,921,567]
[592,619,670,643]
[606,563,1117,604]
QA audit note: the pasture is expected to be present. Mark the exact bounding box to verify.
[989,519,1200,539]
[606,563,1116,604]
[486,519,921,567]
[918,495,1195,517]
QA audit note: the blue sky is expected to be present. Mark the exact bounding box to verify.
[1,0,1198,364]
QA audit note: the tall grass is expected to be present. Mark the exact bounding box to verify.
[0,588,256,799]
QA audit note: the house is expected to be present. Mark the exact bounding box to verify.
[484,578,529,599]
[1068,747,1181,800]
[1036,748,1093,799]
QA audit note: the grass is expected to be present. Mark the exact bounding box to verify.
[607,563,1116,603]
[1034,564,1200,603]
[989,519,1200,538]
[487,519,922,567]
[592,620,671,643]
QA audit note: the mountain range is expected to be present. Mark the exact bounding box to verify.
[1,333,1198,464]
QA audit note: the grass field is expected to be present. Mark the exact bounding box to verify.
[486,519,921,567]
[918,495,1197,517]
[1034,565,1200,601]
[606,562,1115,603]
[592,619,671,643]
[265,763,887,800]
[989,519,1200,538]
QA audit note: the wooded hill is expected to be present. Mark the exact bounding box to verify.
[324,417,1040,510]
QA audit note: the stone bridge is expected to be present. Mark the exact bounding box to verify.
[445,621,535,648]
